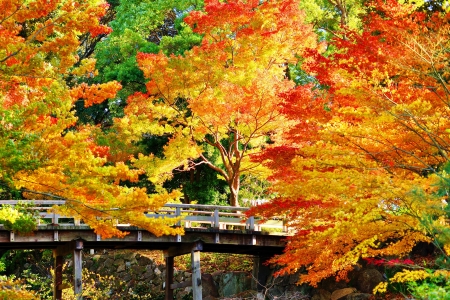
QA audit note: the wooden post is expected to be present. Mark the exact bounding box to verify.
[53,252,63,300]
[247,216,255,231]
[73,239,83,299]
[165,256,174,300]
[253,256,271,293]
[164,242,203,300]
[213,209,219,228]
[191,248,202,300]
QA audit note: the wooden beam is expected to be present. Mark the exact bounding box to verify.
[164,241,203,258]
[54,240,78,257]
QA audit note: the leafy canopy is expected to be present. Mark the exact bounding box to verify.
[249,0,450,286]
[120,0,318,206]
[0,0,183,238]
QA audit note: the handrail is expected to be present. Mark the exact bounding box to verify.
[0,200,287,233]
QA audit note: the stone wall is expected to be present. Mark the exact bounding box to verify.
[82,250,255,299]
[81,250,383,300]
[262,265,383,300]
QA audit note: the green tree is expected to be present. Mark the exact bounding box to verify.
[88,0,203,126]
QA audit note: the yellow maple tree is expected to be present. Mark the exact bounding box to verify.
[120,0,317,206]
[0,0,182,238]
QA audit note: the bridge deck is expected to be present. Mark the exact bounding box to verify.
[0,201,288,299]
[0,225,287,257]
[0,201,289,255]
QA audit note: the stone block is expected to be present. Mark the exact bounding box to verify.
[355,268,384,294]
[311,289,331,300]
[331,288,357,300]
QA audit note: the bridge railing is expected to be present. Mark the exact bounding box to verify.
[0,201,287,233]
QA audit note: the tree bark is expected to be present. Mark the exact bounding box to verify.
[229,173,240,207]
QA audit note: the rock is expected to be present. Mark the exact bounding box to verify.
[138,256,152,266]
[142,270,153,280]
[174,270,184,283]
[202,273,219,299]
[84,260,93,269]
[356,268,384,293]
[131,264,145,274]
[287,283,312,296]
[268,285,285,297]
[319,277,348,293]
[123,252,137,261]
[345,293,372,300]
[154,267,162,276]
[104,258,114,267]
[114,258,124,267]
[331,288,357,300]
[122,273,132,282]
[311,289,331,300]
[153,275,162,286]
[116,264,126,273]
[211,270,223,284]
[217,272,252,297]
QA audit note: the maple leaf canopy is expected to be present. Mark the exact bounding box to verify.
[121,0,317,206]
[248,0,450,286]
[0,0,183,238]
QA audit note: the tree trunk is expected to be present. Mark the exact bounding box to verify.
[228,174,240,207]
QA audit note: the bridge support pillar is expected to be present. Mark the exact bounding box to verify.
[164,241,203,300]
[53,252,63,300]
[191,247,202,300]
[73,239,83,300]
[165,256,174,300]
[53,239,84,300]
[253,256,271,293]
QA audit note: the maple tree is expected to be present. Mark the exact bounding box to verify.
[248,0,450,287]
[0,0,183,238]
[120,0,317,206]
[90,0,229,205]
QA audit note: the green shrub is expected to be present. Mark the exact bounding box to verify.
[0,202,39,233]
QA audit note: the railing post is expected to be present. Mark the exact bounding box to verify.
[213,209,219,228]
[247,216,255,231]
[176,206,181,227]
[52,212,59,225]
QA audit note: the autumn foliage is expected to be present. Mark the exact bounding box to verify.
[0,0,182,238]
[123,0,317,206]
[3,0,450,292]
[249,0,450,287]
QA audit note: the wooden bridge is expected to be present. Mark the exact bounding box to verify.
[0,201,290,300]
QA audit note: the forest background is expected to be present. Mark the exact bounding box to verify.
[1,0,450,298]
